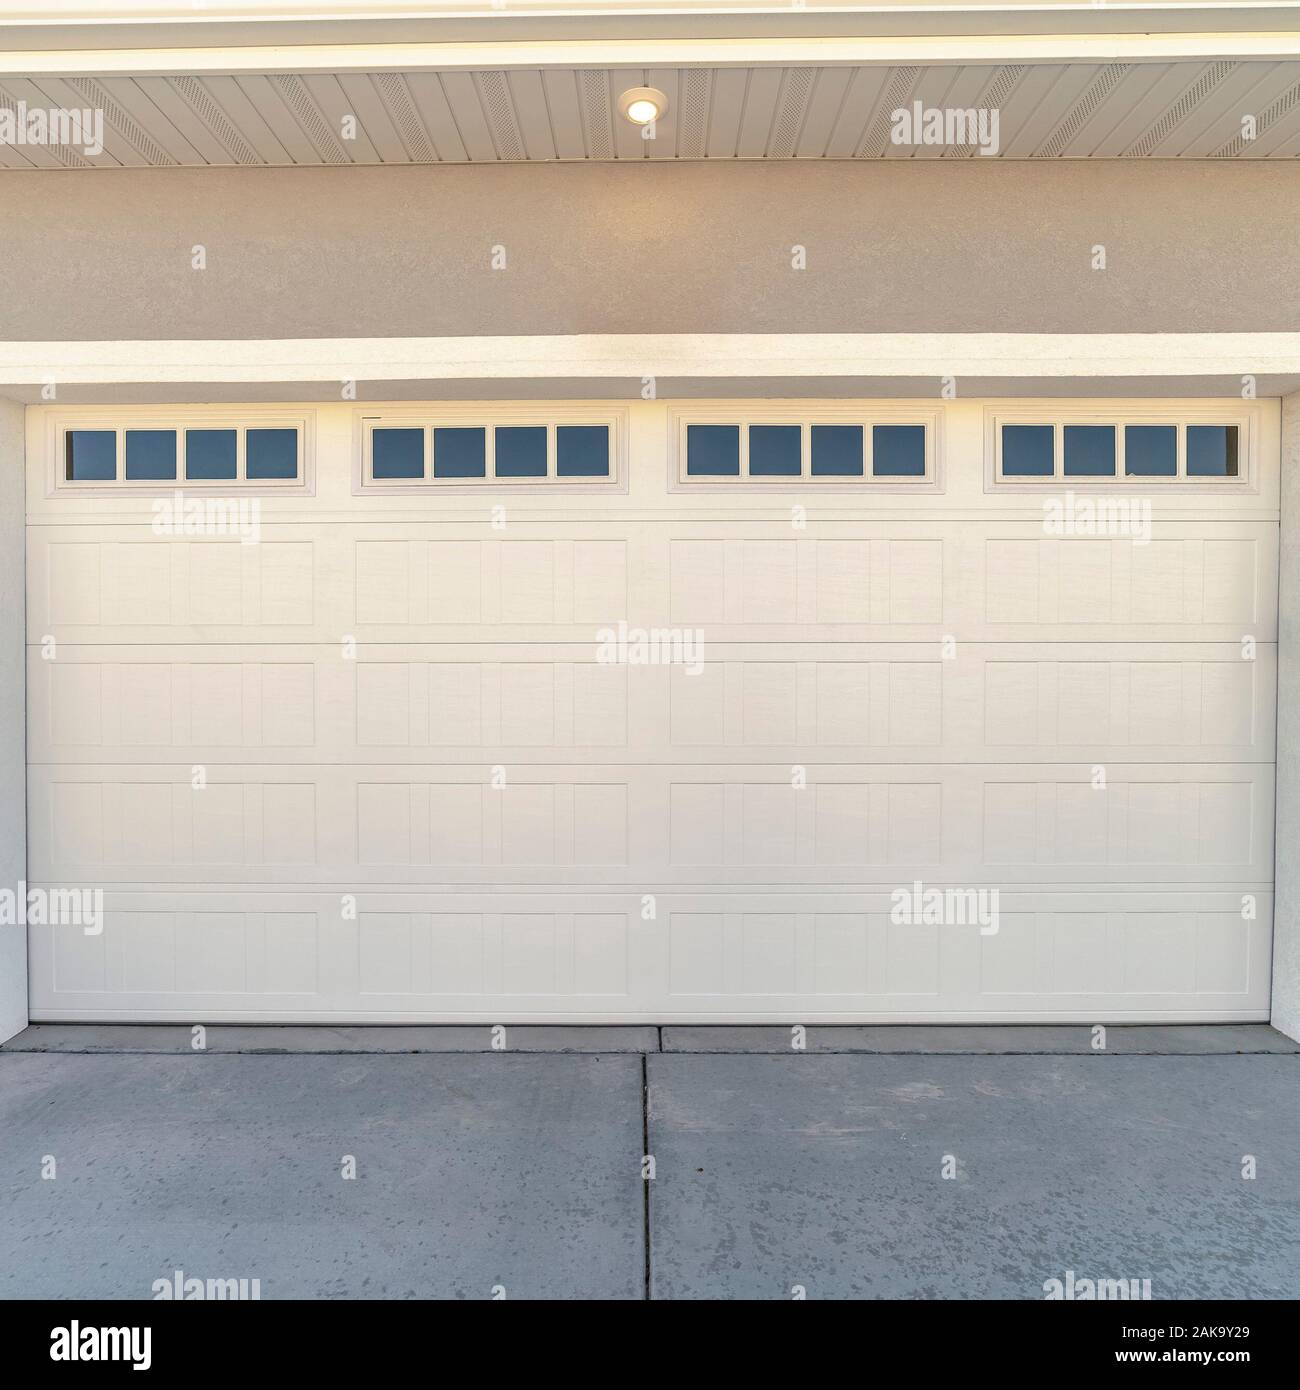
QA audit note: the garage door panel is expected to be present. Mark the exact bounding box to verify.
[30,641,1276,766]
[27,888,1271,1022]
[32,532,320,637]
[981,528,1276,637]
[28,520,1278,645]
[29,761,1274,888]
[32,652,325,755]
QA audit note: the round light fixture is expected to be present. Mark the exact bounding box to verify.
[619,86,669,126]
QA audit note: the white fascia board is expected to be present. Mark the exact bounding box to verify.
[1,32,1300,76]
[3,1,1298,36]
[5,333,1300,384]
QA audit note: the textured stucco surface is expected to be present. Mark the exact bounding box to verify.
[2,161,1299,341]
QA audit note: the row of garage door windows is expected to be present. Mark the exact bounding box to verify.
[61,423,611,484]
[685,423,1240,480]
[63,420,1242,484]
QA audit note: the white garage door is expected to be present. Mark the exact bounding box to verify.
[26,398,1276,1022]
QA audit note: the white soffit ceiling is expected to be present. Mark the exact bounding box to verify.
[2,58,1300,167]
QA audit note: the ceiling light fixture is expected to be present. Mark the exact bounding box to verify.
[618,86,669,126]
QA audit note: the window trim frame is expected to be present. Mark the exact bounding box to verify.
[51,409,312,494]
[669,404,941,490]
[357,407,626,492]
[987,405,1256,491]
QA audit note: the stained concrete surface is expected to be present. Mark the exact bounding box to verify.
[1,1023,659,1054]
[2,1031,1297,1300]
[6,1023,1295,1055]
[0,1052,644,1300]
[647,1053,1300,1300]
[659,1024,1300,1054]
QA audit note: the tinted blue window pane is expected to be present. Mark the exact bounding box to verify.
[1064,425,1116,477]
[495,426,547,478]
[65,430,116,481]
[185,429,236,480]
[1125,425,1176,477]
[434,427,486,478]
[748,425,801,476]
[873,424,926,477]
[371,428,424,479]
[557,425,610,477]
[125,429,177,481]
[247,428,298,480]
[1002,424,1054,476]
[811,424,864,476]
[1187,425,1239,477]
[686,424,739,476]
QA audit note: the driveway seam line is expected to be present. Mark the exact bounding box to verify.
[642,1051,652,1302]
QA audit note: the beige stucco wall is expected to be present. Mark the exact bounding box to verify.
[1,160,1298,342]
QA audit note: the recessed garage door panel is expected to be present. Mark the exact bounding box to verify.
[25,399,1278,1022]
[29,641,1277,767]
[26,521,1279,644]
[27,889,1272,1023]
[25,761,1275,888]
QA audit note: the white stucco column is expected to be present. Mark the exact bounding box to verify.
[1273,391,1300,1041]
[0,399,25,1043]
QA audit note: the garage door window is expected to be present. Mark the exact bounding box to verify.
[433,427,486,478]
[748,424,801,476]
[364,418,617,485]
[1001,425,1055,476]
[997,417,1247,483]
[686,424,741,476]
[64,430,116,481]
[1063,425,1116,477]
[125,430,177,481]
[680,415,933,482]
[872,424,927,477]
[185,429,237,480]
[60,421,304,486]
[495,426,547,478]
[1187,425,1240,477]
[371,427,424,479]
[1124,425,1177,477]
[557,425,611,477]
[246,428,300,480]
[811,425,864,476]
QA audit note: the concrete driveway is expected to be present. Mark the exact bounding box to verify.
[2,1025,1297,1300]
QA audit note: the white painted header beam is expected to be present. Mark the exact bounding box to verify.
[3,333,1299,384]
[2,31,1300,77]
